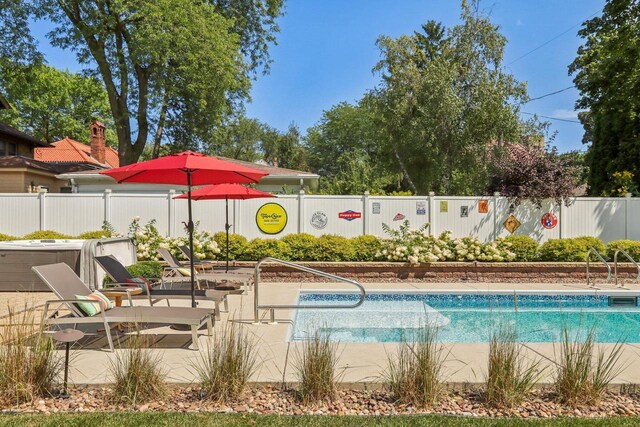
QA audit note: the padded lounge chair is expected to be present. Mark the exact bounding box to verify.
[94,255,230,320]
[32,263,214,352]
[157,248,250,293]
[179,245,254,276]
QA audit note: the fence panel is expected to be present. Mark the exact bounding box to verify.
[238,196,300,239]
[432,197,495,241]
[0,194,40,236]
[564,198,626,242]
[302,195,364,238]
[367,196,430,237]
[110,194,171,236]
[46,194,105,236]
[494,199,561,242]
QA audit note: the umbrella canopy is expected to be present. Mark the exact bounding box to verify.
[101,151,266,185]
[175,183,274,201]
[101,151,268,308]
[175,184,274,271]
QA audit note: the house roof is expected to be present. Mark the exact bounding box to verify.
[217,157,319,178]
[34,137,119,168]
[0,155,61,173]
[0,121,49,147]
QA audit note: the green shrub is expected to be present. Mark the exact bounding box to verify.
[306,235,354,262]
[240,238,290,261]
[349,235,381,261]
[281,233,318,261]
[22,230,72,240]
[539,237,606,262]
[606,240,640,261]
[502,236,539,262]
[0,233,16,241]
[213,232,247,260]
[77,230,111,239]
[126,261,163,280]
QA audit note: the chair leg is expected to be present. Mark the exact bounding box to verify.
[214,301,221,320]
[223,297,229,312]
[191,325,199,351]
[104,320,114,352]
[207,316,213,336]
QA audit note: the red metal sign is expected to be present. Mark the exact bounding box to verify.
[338,210,362,221]
[541,212,558,229]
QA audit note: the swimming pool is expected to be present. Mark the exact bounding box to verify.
[290,292,640,343]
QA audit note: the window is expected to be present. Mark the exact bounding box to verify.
[7,143,16,156]
[0,141,4,155]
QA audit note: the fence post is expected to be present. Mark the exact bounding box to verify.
[428,192,435,235]
[298,189,305,233]
[362,191,370,235]
[493,192,500,241]
[168,190,175,237]
[103,189,112,227]
[38,188,47,231]
[626,193,632,239]
[559,201,566,239]
[235,198,242,236]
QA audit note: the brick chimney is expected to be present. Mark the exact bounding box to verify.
[90,120,106,165]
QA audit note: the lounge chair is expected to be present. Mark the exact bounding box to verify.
[157,248,250,293]
[178,245,254,276]
[32,263,214,352]
[94,255,230,320]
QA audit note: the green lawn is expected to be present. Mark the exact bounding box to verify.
[0,414,639,427]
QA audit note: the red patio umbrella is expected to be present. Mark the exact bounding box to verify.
[175,183,275,271]
[101,151,268,307]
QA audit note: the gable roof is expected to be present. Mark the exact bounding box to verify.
[217,156,318,178]
[0,155,61,173]
[34,137,119,168]
[0,121,49,147]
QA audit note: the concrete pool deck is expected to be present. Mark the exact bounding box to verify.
[2,280,640,387]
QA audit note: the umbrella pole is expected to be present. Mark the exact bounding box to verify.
[225,195,230,273]
[187,171,196,308]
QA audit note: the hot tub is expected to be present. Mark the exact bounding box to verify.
[0,238,136,291]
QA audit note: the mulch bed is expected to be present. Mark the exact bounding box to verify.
[4,386,640,418]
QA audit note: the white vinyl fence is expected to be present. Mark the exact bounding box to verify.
[0,190,637,243]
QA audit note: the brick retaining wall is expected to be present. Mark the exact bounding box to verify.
[230,261,639,283]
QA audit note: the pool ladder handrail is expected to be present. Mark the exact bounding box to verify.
[253,257,366,324]
[613,249,640,288]
[586,247,612,287]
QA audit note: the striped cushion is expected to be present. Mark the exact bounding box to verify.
[177,268,191,276]
[74,291,113,316]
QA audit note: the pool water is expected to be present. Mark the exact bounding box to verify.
[290,292,640,343]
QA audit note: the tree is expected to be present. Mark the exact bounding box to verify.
[0,0,284,165]
[0,62,114,144]
[569,0,640,195]
[373,0,538,195]
[261,123,308,170]
[206,115,264,162]
[487,143,582,207]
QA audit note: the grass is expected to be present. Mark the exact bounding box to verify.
[1,413,640,427]
[193,322,258,402]
[383,325,446,407]
[0,306,61,405]
[485,323,543,408]
[293,328,342,404]
[554,326,626,406]
[109,332,167,405]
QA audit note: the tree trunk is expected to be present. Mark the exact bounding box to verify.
[152,93,169,159]
[393,147,419,195]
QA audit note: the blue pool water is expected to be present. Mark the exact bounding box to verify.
[290,292,640,343]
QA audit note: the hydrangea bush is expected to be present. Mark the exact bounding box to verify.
[375,221,516,265]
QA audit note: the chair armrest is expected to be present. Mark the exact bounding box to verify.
[43,298,106,318]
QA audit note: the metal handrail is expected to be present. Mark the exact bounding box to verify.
[614,249,640,288]
[253,257,366,324]
[586,248,611,287]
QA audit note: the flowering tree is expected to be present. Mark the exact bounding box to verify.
[487,143,582,207]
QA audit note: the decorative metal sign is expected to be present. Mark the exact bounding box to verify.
[416,201,426,215]
[310,211,328,229]
[440,201,448,213]
[541,212,558,229]
[393,212,406,221]
[503,214,522,234]
[372,202,381,214]
[338,210,362,221]
[460,206,469,218]
[256,203,288,234]
[478,200,489,214]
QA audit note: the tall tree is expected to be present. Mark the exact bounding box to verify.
[0,0,284,165]
[0,62,114,144]
[206,115,264,161]
[373,0,536,195]
[569,0,640,195]
[261,123,308,170]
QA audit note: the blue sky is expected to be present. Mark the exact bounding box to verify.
[34,0,605,153]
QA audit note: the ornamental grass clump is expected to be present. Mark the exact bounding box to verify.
[193,322,258,402]
[554,326,626,406]
[109,333,167,405]
[293,329,342,404]
[0,306,61,405]
[383,325,447,407]
[485,324,543,408]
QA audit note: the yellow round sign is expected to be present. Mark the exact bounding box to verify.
[256,203,288,235]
